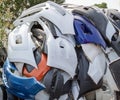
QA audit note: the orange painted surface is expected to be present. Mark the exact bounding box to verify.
[23,53,51,81]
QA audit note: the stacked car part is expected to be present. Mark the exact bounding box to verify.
[1,1,120,100]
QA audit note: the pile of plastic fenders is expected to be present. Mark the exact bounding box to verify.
[2,1,120,100]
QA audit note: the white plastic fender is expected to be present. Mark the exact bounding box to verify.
[8,23,37,68]
[14,13,76,47]
[47,37,77,78]
[81,43,103,62]
[88,53,106,84]
[72,80,80,100]
[104,47,119,61]
[42,20,76,46]
[81,43,106,84]
[14,1,75,35]
[106,21,116,41]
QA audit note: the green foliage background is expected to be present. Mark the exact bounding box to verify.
[0,0,64,47]
[94,2,107,8]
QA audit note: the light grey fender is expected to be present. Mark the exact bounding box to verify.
[81,43,106,84]
[14,1,75,35]
[88,52,106,84]
[81,43,103,62]
[72,80,80,100]
[47,36,77,78]
[8,23,37,68]
[40,19,76,46]
[106,21,116,41]
[32,19,77,77]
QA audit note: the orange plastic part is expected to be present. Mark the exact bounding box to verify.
[23,53,50,81]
